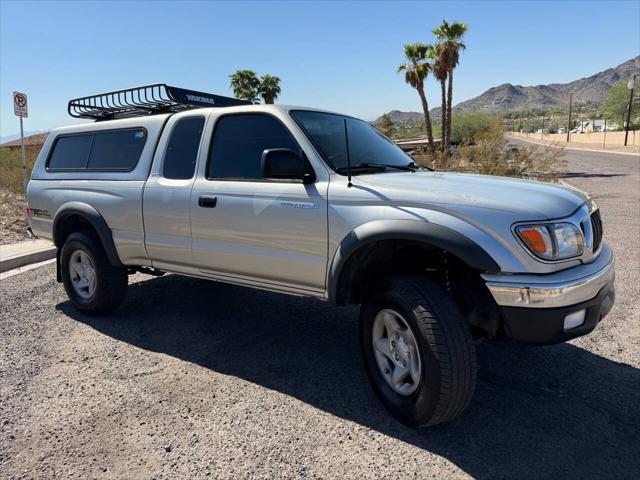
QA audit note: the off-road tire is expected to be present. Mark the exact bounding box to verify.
[60,232,127,315]
[360,275,477,427]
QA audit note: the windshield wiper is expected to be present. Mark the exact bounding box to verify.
[335,162,387,174]
[404,161,422,171]
[335,162,420,175]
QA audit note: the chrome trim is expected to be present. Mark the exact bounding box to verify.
[483,244,614,308]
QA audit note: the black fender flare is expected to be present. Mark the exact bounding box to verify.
[327,219,501,304]
[52,202,123,268]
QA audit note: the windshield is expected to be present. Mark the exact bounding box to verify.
[290,110,414,173]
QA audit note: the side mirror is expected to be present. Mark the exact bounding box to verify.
[261,149,315,183]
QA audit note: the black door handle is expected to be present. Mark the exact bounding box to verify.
[198,196,217,208]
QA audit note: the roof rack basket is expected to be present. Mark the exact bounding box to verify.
[68,84,251,121]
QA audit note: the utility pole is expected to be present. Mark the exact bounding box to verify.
[541,115,545,139]
[603,118,607,148]
[566,93,572,142]
[624,75,636,146]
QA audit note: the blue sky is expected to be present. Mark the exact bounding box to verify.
[1,0,639,137]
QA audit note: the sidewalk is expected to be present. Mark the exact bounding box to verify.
[0,239,56,273]
[506,133,640,155]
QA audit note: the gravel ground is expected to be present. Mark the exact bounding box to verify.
[1,149,639,479]
[0,190,29,246]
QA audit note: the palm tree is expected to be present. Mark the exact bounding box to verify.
[429,44,448,151]
[259,74,281,104]
[398,43,435,152]
[433,20,469,151]
[229,70,260,103]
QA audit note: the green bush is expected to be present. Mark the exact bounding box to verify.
[449,112,496,145]
[603,80,640,129]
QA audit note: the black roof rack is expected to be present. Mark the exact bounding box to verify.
[68,83,251,121]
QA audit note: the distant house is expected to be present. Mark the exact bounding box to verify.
[595,120,618,132]
[571,121,589,133]
[569,120,617,134]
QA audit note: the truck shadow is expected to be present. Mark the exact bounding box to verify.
[58,274,640,479]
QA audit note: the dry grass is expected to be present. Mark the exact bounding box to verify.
[0,145,41,194]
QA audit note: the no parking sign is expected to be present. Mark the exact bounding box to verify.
[13,91,28,117]
[13,91,29,193]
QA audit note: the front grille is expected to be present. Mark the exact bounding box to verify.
[590,209,603,252]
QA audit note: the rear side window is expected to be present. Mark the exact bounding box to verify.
[47,128,146,171]
[163,117,205,180]
[47,135,93,169]
[86,129,146,170]
[207,114,298,179]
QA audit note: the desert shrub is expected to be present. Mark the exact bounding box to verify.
[449,112,496,145]
[455,121,567,181]
[410,145,458,171]
[411,116,566,181]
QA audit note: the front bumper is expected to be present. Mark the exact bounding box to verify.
[482,244,615,344]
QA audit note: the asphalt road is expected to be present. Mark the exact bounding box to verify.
[1,147,639,479]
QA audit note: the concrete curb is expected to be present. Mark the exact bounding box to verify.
[0,240,56,274]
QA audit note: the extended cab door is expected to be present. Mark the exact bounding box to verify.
[143,113,206,270]
[190,112,328,293]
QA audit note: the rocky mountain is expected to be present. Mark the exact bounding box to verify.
[455,56,639,113]
[377,56,639,125]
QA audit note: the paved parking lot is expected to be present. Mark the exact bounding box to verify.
[1,148,639,479]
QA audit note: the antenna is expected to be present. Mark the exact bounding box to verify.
[344,118,352,187]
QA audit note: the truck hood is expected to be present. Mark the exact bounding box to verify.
[352,171,588,220]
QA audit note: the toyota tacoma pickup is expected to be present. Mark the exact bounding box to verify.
[27,84,615,427]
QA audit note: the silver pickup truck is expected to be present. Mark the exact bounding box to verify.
[27,84,615,427]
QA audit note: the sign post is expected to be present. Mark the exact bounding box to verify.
[624,75,636,147]
[13,91,29,192]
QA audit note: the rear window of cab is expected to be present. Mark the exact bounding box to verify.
[47,128,147,171]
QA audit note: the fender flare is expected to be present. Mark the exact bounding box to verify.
[52,202,123,268]
[327,219,501,304]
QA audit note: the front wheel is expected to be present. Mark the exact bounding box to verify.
[360,276,477,427]
[60,232,128,315]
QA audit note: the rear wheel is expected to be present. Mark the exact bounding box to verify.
[60,232,127,315]
[360,276,477,427]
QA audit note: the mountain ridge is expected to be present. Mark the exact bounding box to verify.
[378,56,639,125]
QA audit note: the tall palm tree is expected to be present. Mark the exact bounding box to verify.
[229,70,260,103]
[259,74,281,104]
[433,20,469,151]
[398,43,435,152]
[429,44,448,151]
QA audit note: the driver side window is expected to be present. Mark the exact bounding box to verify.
[207,114,299,179]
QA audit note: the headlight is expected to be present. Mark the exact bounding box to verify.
[516,223,584,260]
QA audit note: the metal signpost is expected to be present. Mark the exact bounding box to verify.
[624,75,636,147]
[13,91,29,191]
[566,93,572,143]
